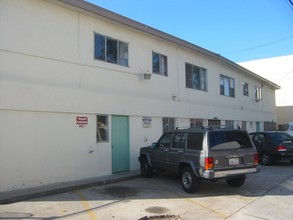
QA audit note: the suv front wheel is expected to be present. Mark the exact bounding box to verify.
[140,157,154,178]
[180,166,200,193]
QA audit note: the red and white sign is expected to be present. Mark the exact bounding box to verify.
[76,116,88,128]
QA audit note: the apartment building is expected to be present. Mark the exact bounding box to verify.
[0,0,279,193]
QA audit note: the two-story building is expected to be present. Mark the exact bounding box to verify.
[0,0,279,194]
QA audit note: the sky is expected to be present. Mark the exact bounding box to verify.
[87,0,293,63]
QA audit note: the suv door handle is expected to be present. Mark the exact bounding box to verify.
[178,150,183,153]
[164,149,169,152]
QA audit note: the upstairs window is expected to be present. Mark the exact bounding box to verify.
[242,82,249,96]
[186,63,207,91]
[94,33,128,67]
[255,86,263,101]
[152,52,168,76]
[220,74,235,97]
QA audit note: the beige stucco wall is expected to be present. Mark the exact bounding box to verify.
[277,106,293,125]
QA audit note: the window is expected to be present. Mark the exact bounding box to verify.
[94,33,128,66]
[220,74,235,97]
[163,118,176,132]
[158,132,173,148]
[209,131,254,150]
[225,120,234,128]
[190,119,203,128]
[242,82,249,96]
[152,52,168,76]
[208,119,221,128]
[255,86,263,101]
[242,121,247,130]
[251,133,265,143]
[187,132,203,150]
[186,63,207,91]
[172,133,187,149]
[97,115,108,142]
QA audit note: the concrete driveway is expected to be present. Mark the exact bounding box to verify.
[0,163,292,220]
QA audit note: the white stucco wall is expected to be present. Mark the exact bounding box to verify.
[0,110,112,192]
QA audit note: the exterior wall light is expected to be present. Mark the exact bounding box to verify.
[143,73,151,80]
[139,69,151,80]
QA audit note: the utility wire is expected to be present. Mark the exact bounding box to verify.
[219,34,293,55]
[274,68,293,82]
[288,0,293,8]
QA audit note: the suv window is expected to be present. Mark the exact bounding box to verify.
[158,132,173,148]
[172,133,186,149]
[187,132,203,150]
[209,130,253,150]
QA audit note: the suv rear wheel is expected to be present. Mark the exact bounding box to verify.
[226,176,246,187]
[180,166,200,193]
[140,157,153,178]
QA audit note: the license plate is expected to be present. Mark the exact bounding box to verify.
[229,158,239,166]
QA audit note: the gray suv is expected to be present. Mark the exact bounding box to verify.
[138,128,260,193]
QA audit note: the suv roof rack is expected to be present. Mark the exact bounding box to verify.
[175,125,243,130]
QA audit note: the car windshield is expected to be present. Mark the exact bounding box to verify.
[208,130,253,150]
[267,132,293,143]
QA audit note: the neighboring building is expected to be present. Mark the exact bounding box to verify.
[239,55,293,128]
[277,106,293,125]
[0,0,279,194]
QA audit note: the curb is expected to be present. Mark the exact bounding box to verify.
[0,170,140,204]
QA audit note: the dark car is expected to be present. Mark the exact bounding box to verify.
[249,131,293,165]
[139,128,259,193]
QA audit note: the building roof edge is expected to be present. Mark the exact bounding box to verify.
[56,0,280,90]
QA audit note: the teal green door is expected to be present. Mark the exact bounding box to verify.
[111,116,130,173]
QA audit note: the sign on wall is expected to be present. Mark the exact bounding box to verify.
[76,116,88,128]
[142,117,152,128]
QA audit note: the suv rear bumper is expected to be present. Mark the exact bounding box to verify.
[202,167,260,179]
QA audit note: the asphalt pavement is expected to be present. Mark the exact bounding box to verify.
[0,162,292,220]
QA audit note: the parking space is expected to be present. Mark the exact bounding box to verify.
[0,163,292,220]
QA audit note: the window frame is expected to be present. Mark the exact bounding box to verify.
[152,51,168,76]
[163,118,176,132]
[186,132,204,151]
[94,33,129,67]
[190,118,203,128]
[242,82,249,96]
[157,132,173,148]
[171,132,187,149]
[220,74,235,97]
[255,85,263,101]
[96,115,109,142]
[185,63,207,91]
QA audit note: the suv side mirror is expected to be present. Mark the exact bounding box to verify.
[152,142,158,148]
